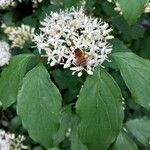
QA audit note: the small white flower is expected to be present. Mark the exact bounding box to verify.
[87,69,93,75]
[33,6,114,76]
[107,0,112,2]
[123,127,128,133]
[107,0,122,15]
[66,128,71,137]
[0,41,11,67]
[0,0,16,9]
[3,24,35,48]
[144,1,150,13]
[114,2,122,13]
[0,129,27,150]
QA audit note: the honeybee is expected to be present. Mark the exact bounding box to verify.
[74,48,89,67]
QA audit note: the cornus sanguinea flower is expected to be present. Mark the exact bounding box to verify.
[3,24,35,48]
[144,1,150,13]
[0,41,11,67]
[33,7,114,77]
[107,0,122,15]
[0,129,27,150]
[0,0,16,9]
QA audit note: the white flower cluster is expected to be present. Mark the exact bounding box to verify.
[0,129,27,150]
[33,7,113,76]
[144,1,150,13]
[0,41,11,67]
[3,24,35,48]
[0,0,16,9]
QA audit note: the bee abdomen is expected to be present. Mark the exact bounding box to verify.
[76,58,87,66]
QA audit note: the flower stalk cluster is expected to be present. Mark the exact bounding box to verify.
[0,129,27,150]
[144,1,150,13]
[0,41,11,67]
[0,0,16,9]
[3,24,35,48]
[0,0,44,9]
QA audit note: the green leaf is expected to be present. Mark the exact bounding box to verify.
[104,38,131,69]
[104,38,130,69]
[17,64,62,148]
[102,1,117,17]
[39,5,60,21]
[0,54,34,108]
[2,12,13,25]
[31,146,44,150]
[70,115,88,150]
[112,130,138,150]
[117,0,148,25]
[140,37,150,59]
[110,38,131,53]
[48,148,60,150]
[112,16,144,39]
[10,116,22,131]
[51,69,82,103]
[53,105,72,145]
[76,67,124,150]
[112,52,150,111]
[85,0,96,13]
[126,117,150,148]
[64,0,80,8]
[51,69,82,91]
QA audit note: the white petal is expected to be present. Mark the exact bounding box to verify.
[87,70,93,75]
[50,61,56,66]
[70,67,78,71]
[64,63,71,68]
[77,72,82,77]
